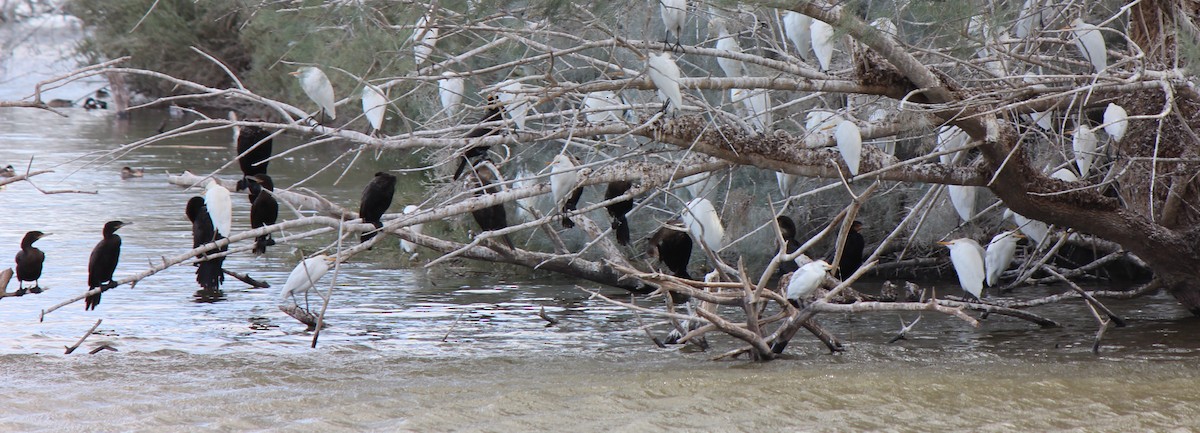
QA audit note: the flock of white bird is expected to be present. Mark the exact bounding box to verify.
[274,1,1134,308]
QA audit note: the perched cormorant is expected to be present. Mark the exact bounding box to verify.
[15,231,49,294]
[837,220,865,280]
[235,125,274,194]
[185,197,225,290]
[120,167,144,179]
[359,172,397,243]
[452,96,505,180]
[776,216,801,276]
[605,181,634,245]
[647,220,692,280]
[249,174,280,254]
[469,162,513,248]
[86,220,129,310]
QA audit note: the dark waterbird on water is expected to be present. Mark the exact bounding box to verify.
[359,172,397,243]
[15,231,49,295]
[86,220,129,310]
[248,174,279,254]
[185,197,225,291]
[235,125,275,197]
[452,95,505,180]
[120,167,144,179]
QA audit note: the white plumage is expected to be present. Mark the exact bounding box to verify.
[411,15,438,64]
[203,179,232,238]
[834,120,863,176]
[786,260,831,304]
[513,170,537,222]
[783,11,812,59]
[1070,18,1107,73]
[681,172,716,198]
[438,72,465,117]
[1071,127,1099,177]
[1051,167,1079,182]
[549,154,578,205]
[497,81,531,130]
[810,19,835,71]
[660,0,687,45]
[681,197,725,252]
[948,185,977,222]
[291,67,336,120]
[985,231,1022,287]
[1005,209,1050,246]
[939,238,986,299]
[715,30,745,77]
[361,85,387,133]
[937,125,969,165]
[1103,103,1128,142]
[647,52,684,113]
[777,172,798,197]
[730,88,770,133]
[805,109,842,131]
[1022,73,1053,130]
[583,90,623,124]
[870,17,897,36]
[1015,0,1043,39]
[400,205,423,254]
[279,254,333,305]
[868,108,895,155]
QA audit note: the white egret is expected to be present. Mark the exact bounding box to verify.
[681,172,716,198]
[203,179,232,238]
[1071,127,1099,177]
[513,170,537,222]
[937,125,969,165]
[938,238,986,299]
[1015,0,1047,39]
[868,108,895,155]
[279,254,334,306]
[870,17,897,37]
[1051,167,1079,182]
[549,154,578,206]
[948,185,977,222]
[497,81,531,130]
[1070,18,1107,73]
[290,66,336,120]
[985,231,1024,287]
[1022,73,1053,130]
[810,19,835,71]
[1103,103,1128,142]
[805,109,842,131]
[777,172,798,197]
[438,72,465,117]
[583,90,623,124]
[730,88,771,133]
[361,85,387,133]
[834,120,863,176]
[681,197,725,253]
[660,0,687,48]
[411,15,438,64]
[1005,209,1050,246]
[783,11,812,59]
[715,30,745,77]
[399,205,424,255]
[786,260,832,306]
[647,52,683,113]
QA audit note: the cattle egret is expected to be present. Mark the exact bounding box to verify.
[938,238,986,299]
[835,120,863,175]
[948,185,977,222]
[871,17,897,36]
[937,125,969,165]
[810,20,835,71]
[280,254,334,306]
[777,172,798,197]
[1103,103,1128,142]
[1005,209,1050,246]
[203,179,232,238]
[361,85,387,133]
[400,205,424,255]
[786,260,831,306]
[1071,127,1099,177]
[985,231,1024,286]
[647,52,684,113]
[805,109,842,131]
[868,108,895,155]
[497,81,531,130]
[783,11,813,59]
[290,67,336,120]
[1051,167,1079,182]
[715,30,745,77]
[583,90,623,124]
[1070,18,1107,73]
[412,15,438,64]
[660,0,688,48]
[682,197,725,253]
[731,88,770,133]
[682,172,717,198]
[438,72,465,117]
[549,154,583,228]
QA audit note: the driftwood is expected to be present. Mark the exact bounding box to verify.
[64,319,102,354]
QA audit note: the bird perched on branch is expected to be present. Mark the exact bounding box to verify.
[361,84,387,135]
[86,220,129,310]
[549,154,584,229]
[605,180,634,245]
[399,205,424,255]
[452,95,505,180]
[0,164,15,178]
[836,221,865,280]
[235,125,274,195]
[646,52,683,114]
[438,72,465,117]
[681,197,724,254]
[290,66,336,122]
[648,219,693,280]
[659,0,687,50]
[15,230,49,294]
[985,230,1024,287]
[938,238,986,299]
[411,14,438,65]
[204,179,233,238]
[249,174,279,254]
[185,197,224,291]
[469,161,514,249]
[359,172,396,244]
[786,260,832,308]
[280,254,334,310]
[776,216,800,276]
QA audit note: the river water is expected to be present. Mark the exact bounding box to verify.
[2,107,1200,431]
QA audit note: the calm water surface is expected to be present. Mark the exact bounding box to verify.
[2,108,1200,432]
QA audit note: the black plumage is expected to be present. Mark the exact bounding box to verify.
[605,181,634,245]
[776,216,801,276]
[560,185,584,229]
[647,220,692,280]
[837,221,865,280]
[249,174,279,254]
[186,197,225,291]
[359,172,397,243]
[86,220,128,310]
[235,125,274,193]
[14,230,48,293]
[469,163,513,249]
[452,96,505,180]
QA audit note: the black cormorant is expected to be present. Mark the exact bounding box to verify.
[86,220,129,310]
[776,216,801,276]
[359,172,397,243]
[235,125,274,194]
[452,96,505,180]
[837,220,865,280]
[185,197,225,291]
[120,167,144,179]
[469,162,514,249]
[647,220,692,280]
[605,181,633,245]
[15,230,48,294]
[249,174,279,254]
